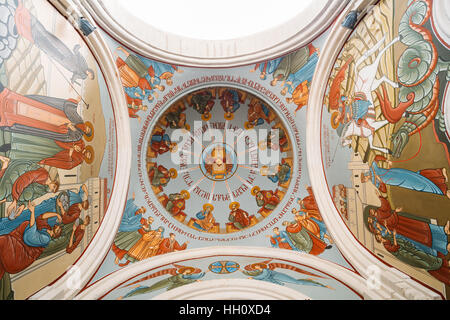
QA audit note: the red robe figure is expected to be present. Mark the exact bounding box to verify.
[66,216,90,254]
[228,202,251,229]
[155,233,188,255]
[39,139,93,170]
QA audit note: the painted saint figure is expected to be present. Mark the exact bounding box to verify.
[252,187,280,214]
[119,266,205,300]
[361,155,450,198]
[0,85,93,142]
[228,202,251,230]
[281,220,331,255]
[148,165,177,190]
[243,261,333,289]
[193,204,216,232]
[0,201,62,281]
[156,233,188,255]
[14,1,95,84]
[149,129,177,157]
[189,90,215,120]
[65,216,91,254]
[0,160,60,219]
[160,191,190,218]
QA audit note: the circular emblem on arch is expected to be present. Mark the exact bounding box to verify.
[208,261,240,274]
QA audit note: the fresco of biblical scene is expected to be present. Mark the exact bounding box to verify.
[250,43,319,114]
[111,193,189,267]
[322,0,450,298]
[267,186,334,255]
[113,46,183,122]
[0,0,117,300]
[145,87,294,235]
[100,255,362,300]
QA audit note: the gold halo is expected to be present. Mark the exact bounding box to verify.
[169,168,178,179]
[330,112,340,129]
[258,140,267,151]
[170,143,178,153]
[260,166,269,176]
[201,113,212,121]
[84,145,95,164]
[178,266,195,274]
[244,121,254,130]
[83,121,94,142]
[203,203,214,211]
[245,262,267,271]
[229,202,240,210]
[251,186,260,196]
[224,112,234,120]
[180,190,190,199]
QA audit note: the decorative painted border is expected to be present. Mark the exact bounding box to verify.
[306,0,443,300]
[79,0,349,68]
[74,246,379,300]
[28,0,132,300]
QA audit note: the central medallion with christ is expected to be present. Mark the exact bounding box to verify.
[145,86,295,235]
[200,143,238,181]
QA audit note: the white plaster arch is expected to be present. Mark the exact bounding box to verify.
[305,0,443,300]
[76,0,349,68]
[75,246,384,300]
[28,0,132,300]
[152,279,310,300]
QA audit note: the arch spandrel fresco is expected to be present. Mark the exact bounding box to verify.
[98,255,362,300]
[83,28,358,289]
[0,0,118,300]
[321,0,450,298]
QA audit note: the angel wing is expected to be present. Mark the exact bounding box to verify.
[268,262,327,279]
[122,267,178,288]
[328,56,353,111]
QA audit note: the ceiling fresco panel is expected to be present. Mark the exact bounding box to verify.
[320,0,450,299]
[83,27,358,289]
[0,0,118,300]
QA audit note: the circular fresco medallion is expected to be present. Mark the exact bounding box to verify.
[145,86,295,234]
[208,260,240,274]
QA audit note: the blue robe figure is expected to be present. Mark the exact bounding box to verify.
[151,132,171,145]
[143,60,176,85]
[68,186,85,207]
[23,223,52,248]
[270,229,301,251]
[0,191,79,235]
[193,210,211,231]
[224,89,241,113]
[118,198,144,232]
[267,165,291,184]
[283,52,318,94]
[373,218,448,257]
[257,57,283,80]
[368,162,445,195]
[253,103,270,127]
[244,268,327,288]
[297,209,329,243]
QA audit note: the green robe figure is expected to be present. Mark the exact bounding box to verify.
[377,231,450,285]
[119,269,205,299]
[0,159,59,206]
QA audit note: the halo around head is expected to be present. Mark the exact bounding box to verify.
[83,121,94,141]
[229,201,240,210]
[251,186,261,196]
[203,203,214,211]
[180,190,190,199]
[84,145,95,164]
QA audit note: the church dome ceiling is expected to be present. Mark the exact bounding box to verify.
[0,0,447,301]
